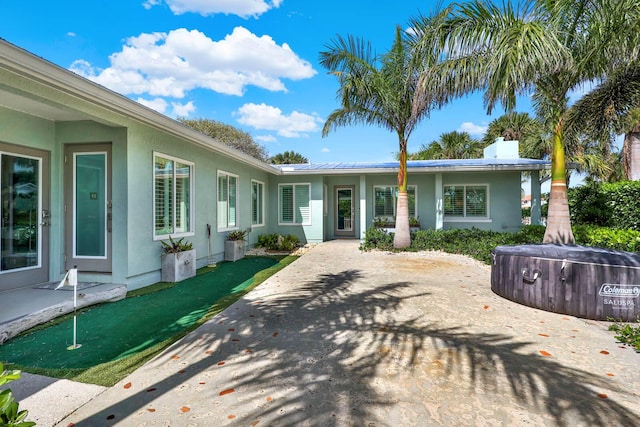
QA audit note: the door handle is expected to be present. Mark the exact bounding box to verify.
[107,201,112,232]
[41,209,50,226]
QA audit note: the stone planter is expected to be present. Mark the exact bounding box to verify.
[162,249,196,282]
[225,240,246,262]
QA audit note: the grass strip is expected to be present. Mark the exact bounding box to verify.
[4,255,297,386]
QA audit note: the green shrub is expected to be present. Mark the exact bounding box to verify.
[568,183,611,226]
[573,224,640,252]
[361,224,640,264]
[257,233,279,249]
[360,227,393,251]
[256,233,300,251]
[0,363,35,427]
[280,234,299,251]
[569,181,640,231]
[608,319,640,351]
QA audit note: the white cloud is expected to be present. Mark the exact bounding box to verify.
[321,147,330,152]
[69,27,315,99]
[234,103,323,138]
[457,121,487,136]
[145,0,283,18]
[67,32,76,37]
[171,101,196,117]
[136,97,168,113]
[255,134,277,143]
[142,0,161,10]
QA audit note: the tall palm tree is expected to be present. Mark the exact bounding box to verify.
[566,63,640,180]
[320,11,449,248]
[410,131,484,160]
[412,0,640,244]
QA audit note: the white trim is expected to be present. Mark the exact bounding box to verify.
[217,170,240,232]
[251,179,265,227]
[153,151,195,240]
[443,183,490,220]
[278,183,311,226]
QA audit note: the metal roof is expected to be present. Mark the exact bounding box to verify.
[272,158,551,175]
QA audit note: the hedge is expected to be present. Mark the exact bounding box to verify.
[568,181,640,231]
[361,225,640,264]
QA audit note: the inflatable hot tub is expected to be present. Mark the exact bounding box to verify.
[491,244,640,321]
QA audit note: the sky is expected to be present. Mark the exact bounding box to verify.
[0,0,536,163]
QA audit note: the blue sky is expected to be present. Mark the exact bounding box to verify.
[1,0,534,163]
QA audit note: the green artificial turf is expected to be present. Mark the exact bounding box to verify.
[0,257,279,373]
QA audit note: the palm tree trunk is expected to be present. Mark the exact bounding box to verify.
[622,122,640,180]
[394,138,411,248]
[543,120,575,244]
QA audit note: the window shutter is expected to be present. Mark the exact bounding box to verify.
[444,186,464,216]
[217,174,228,228]
[228,176,237,227]
[466,186,487,217]
[280,185,294,223]
[295,184,310,224]
[407,187,416,217]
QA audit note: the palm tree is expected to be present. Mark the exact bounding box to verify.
[269,151,309,164]
[482,112,546,159]
[320,11,449,248]
[412,0,640,244]
[410,131,484,160]
[566,63,640,180]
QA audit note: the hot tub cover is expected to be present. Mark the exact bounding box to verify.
[492,244,640,268]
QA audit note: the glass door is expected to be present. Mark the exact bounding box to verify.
[335,186,355,237]
[0,143,50,290]
[65,144,112,272]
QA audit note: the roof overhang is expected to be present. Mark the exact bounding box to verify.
[274,160,553,176]
[0,39,279,175]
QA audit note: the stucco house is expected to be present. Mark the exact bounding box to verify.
[0,39,547,293]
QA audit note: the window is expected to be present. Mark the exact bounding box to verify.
[373,186,416,218]
[218,171,238,230]
[279,183,311,225]
[154,153,193,238]
[444,185,488,218]
[251,180,264,226]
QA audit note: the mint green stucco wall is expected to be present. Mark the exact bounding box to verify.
[268,175,324,244]
[0,105,276,289]
[441,171,522,232]
[122,122,273,288]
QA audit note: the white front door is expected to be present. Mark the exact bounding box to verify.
[0,143,50,290]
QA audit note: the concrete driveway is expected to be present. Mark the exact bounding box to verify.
[20,240,640,425]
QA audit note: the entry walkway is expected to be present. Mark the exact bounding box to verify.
[8,240,640,425]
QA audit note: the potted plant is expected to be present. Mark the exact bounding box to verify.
[225,229,248,262]
[161,236,195,282]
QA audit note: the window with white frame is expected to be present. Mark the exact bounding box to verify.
[217,171,238,230]
[443,185,488,218]
[373,186,416,218]
[279,183,311,225]
[154,153,193,238]
[251,180,265,226]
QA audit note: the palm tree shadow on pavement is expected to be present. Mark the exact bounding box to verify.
[72,269,637,426]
